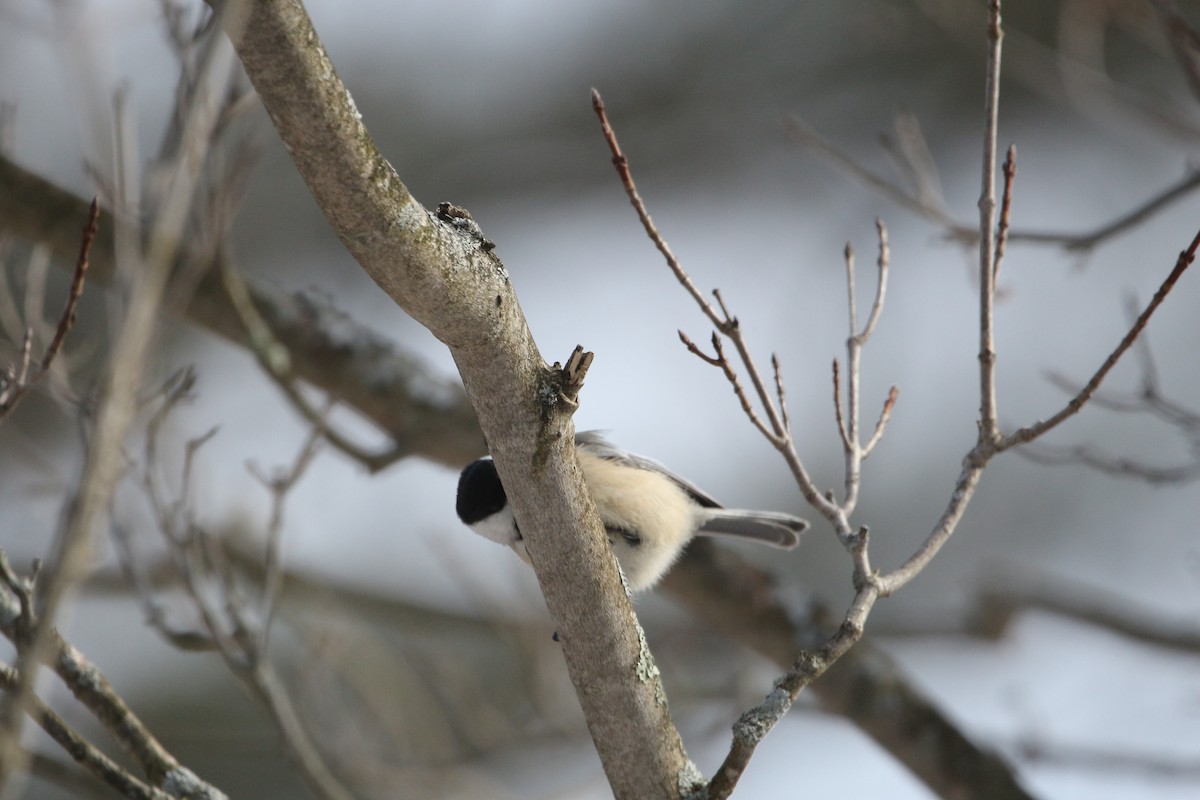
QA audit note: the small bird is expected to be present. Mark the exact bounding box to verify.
[455,432,808,591]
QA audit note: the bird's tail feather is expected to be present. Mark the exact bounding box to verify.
[696,510,808,549]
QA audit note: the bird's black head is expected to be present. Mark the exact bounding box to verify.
[456,458,508,525]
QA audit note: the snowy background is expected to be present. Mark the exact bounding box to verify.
[1,1,1198,798]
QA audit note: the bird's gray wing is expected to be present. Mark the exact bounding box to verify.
[575,430,723,508]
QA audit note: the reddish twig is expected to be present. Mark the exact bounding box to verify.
[0,199,97,418]
[40,198,97,375]
[592,89,724,331]
[1002,225,1200,449]
[993,145,1015,288]
[863,386,899,458]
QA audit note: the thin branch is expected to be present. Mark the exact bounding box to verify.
[0,199,96,420]
[591,89,724,330]
[832,358,851,451]
[786,116,964,234]
[993,145,1015,288]
[971,572,1200,653]
[862,386,899,458]
[252,411,326,652]
[771,353,789,433]
[976,0,1004,446]
[708,585,880,799]
[661,540,1032,800]
[1019,440,1200,485]
[0,559,227,797]
[787,117,1200,254]
[125,366,372,800]
[710,334,781,445]
[840,221,893,514]
[677,329,722,367]
[220,260,408,473]
[0,664,174,800]
[1001,226,1200,449]
[859,220,890,342]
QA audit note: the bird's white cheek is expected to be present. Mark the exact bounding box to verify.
[468,509,519,547]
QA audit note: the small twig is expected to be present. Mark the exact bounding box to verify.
[595,88,793,447]
[859,220,890,342]
[112,524,218,651]
[708,584,880,799]
[0,664,175,800]
[591,89,724,330]
[0,565,227,797]
[254,410,326,651]
[124,369,356,800]
[220,260,408,473]
[1019,440,1200,485]
[971,573,1200,653]
[840,221,894,513]
[862,386,899,458]
[712,335,781,445]
[976,0,1004,446]
[0,200,96,420]
[771,353,789,433]
[786,116,964,235]
[787,117,1200,254]
[1002,225,1200,449]
[993,145,1015,288]
[1018,292,1200,483]
[678,330,722,367]
[843,243,859,344]
[832,358,851,451]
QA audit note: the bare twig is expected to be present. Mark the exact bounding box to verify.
[0,155,486,469]
[0,664,174,800]
[252,410,326,651]
[1019,440,1200,484]
[596,83,906,796]
[591,89,725,331]
[971,572,1200,653]
[863,386,899,458]
[0,199,96,420]
[976,0,1004,446]
[832,358,850,451]
[1001,226,1199,450]
[0,557,227,798]
[1018,291,1200,483]
[126,372,356,800]
[770,353,789,432]
[220,260,409,473]
[993,145,1015,288]
[840,221,893,513]
[787,117,1200,255]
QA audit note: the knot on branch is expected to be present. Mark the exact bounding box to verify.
[542,345,594,415]
[435,201,496,252]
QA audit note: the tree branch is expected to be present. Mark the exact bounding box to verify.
[0,155,485,469]
[215,2,695,796]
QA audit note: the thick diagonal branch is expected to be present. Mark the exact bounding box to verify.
[215,1,693,797]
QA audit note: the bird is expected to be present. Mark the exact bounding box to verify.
[455,431,807,591]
